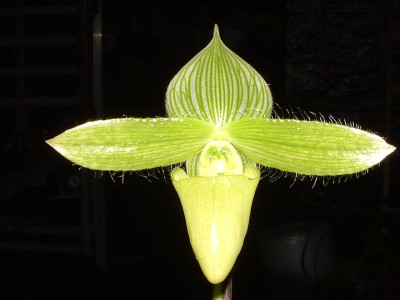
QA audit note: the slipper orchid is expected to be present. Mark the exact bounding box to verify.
[47,25,395,284]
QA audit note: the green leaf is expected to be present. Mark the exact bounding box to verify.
[166,25,272,127]
[223,118,396,176]
[46,118,216,171]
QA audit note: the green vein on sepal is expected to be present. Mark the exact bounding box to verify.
[166,24,272,126]
[186,153,201,177]
[46,118,216,171]
[223,118,396,176]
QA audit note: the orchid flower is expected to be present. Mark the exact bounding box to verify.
[46,25,395,284]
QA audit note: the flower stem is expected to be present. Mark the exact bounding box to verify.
[213,283,223,300]
[212,277,233,300]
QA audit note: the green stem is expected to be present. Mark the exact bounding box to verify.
[212,277,233,300]
[213,283,223,300]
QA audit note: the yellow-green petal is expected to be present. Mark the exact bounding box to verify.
[166,25,272,126]
[223,118,396,176]
[47,118,216,171]
[171,166,260,284]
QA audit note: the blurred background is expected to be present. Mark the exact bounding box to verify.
[0,0,399,299]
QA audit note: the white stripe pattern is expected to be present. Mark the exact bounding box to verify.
[166,25,273,127]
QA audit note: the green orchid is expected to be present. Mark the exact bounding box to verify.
[46,25,395,284]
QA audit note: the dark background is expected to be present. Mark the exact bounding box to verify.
[0,0,399,299]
